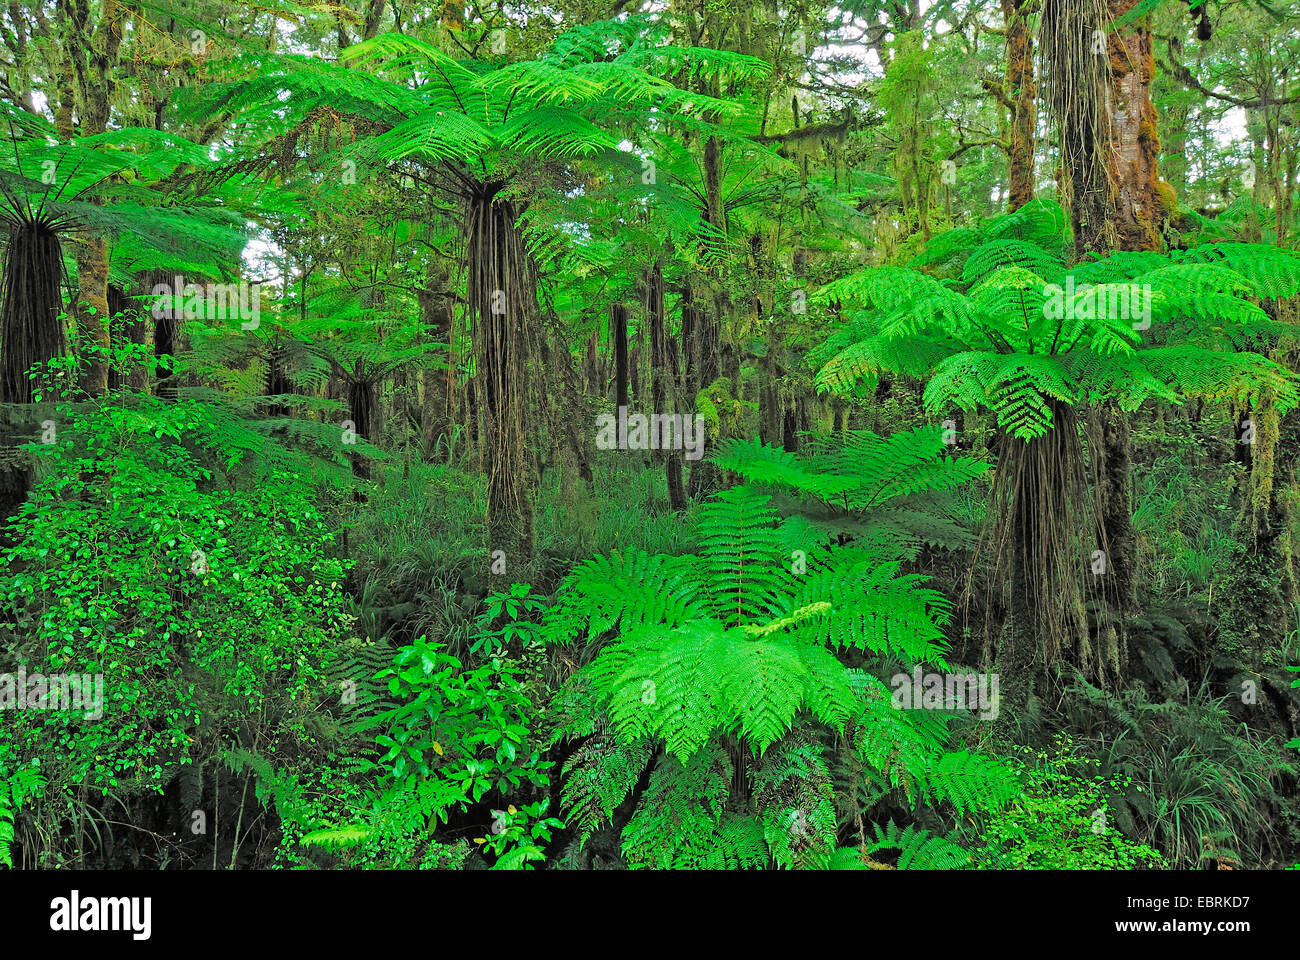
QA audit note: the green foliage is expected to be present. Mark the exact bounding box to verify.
[864,821,972,869]
[0,381,349,866]
[473,800,564,870]
[713,426,988,557]
[1058,679,1295,867]
[470,584,548,657]
[0,758,44,869]
[814,202,1300,441]
[968,737,1167,870]
[301,633,554,868]
[3,0,1298,877]
[546,465,1020,869]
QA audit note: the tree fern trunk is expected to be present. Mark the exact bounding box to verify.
[466,186,536,581]
[347,376,375,481]
[0,217,68,525]
[992,401,1098,697]
[265,337,292,419]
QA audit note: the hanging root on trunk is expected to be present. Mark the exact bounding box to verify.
[973,402,1116,688]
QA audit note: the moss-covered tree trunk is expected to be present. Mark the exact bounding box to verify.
[63,0,127,398]
[1086,4,1167,635]
[1102,1,1168,252]
[1000,0,1038,211]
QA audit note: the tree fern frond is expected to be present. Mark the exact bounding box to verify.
[961,238,1064,285]
[619,744,730,869]
[559,734,654,847]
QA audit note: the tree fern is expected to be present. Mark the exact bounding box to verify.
[815,202,1300,439]
[548,478,1019,868]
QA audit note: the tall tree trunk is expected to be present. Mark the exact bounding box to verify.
[362,0,386,39]
[64,0,127,398]
[466,186,536,582]
[685,289,721,498]
[1044,0,1165,674]
[689,133,728,496]
[74,235,111,397]
[418,260,454,458]
[648,263,686,511]
[612,302,630,410]
[1103,0,1165,252]
[125,283,152,392]
[152,269,181,401]
[1089,2,1165,634]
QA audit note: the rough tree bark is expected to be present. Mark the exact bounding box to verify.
[61,0,127,397]
[1000,0,1038,211]
[647,263,686,511]
[1046,0,1170,658]
[417,259,454,458]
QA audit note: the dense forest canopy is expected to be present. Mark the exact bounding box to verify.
[0,0,1298,875]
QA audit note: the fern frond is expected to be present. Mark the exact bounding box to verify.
[864,821,972,869]
[559,734,654,847]
[910,750,1023,816]
[620,744,730,869]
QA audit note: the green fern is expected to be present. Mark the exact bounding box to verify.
[816,202,1300,441]
[864,821,971,869]
[713,426,988,557]
[0,762,44,869]
[548,477,1019,869]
